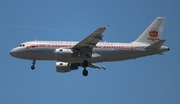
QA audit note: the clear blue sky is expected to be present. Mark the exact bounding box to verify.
[1,0,180,104]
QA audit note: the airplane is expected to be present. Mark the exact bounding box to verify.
[10,17,170,76]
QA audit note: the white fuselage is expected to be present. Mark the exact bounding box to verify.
[10,41,169,63]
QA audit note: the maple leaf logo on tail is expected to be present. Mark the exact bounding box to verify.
[147,28,160,42]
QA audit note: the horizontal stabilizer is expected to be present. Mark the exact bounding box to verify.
[146,40,166,50]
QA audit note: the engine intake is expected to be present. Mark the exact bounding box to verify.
[56,61,78,72]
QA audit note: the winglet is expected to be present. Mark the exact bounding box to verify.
[106,25,110,28]
[145,40,166,50]
[101,66,106,70]
[101,25,109,29]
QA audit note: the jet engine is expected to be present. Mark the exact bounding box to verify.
[55,48,73,58]
[56,61,78,72]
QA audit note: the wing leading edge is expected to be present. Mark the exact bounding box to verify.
[72,25,109,50]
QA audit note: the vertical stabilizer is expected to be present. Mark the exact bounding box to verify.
[133,17,166,44]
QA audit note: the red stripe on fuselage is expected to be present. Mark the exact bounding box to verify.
[27,43,138,50]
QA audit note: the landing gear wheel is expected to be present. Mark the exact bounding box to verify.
[83,60,88,68]
[31,65,35,70]
[82,69,88,76]
[31,60,36,70]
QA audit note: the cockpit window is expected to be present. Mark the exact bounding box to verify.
[18,44,25,47]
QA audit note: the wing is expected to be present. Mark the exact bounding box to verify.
[89,63,106,70]
[72,26,109,50]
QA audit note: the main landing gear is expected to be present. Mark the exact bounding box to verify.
[31,60,36,70]
[82,60,88,76]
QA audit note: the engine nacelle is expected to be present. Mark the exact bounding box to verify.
[55,48,73,58]
[56,61,78,73]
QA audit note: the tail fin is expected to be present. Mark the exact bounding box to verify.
[133,17,166,44]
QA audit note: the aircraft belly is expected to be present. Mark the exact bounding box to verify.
[24,48,55,60]
[26,48,159,63]
[92,48,126,62]
[92,48,158,62]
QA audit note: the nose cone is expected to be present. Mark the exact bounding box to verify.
[10,48,17,57]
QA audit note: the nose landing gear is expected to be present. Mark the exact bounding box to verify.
[31,60,36,70]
